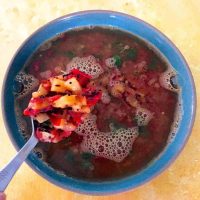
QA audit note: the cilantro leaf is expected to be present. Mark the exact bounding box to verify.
[113,55,122,67]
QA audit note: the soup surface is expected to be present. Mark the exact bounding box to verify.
[14,27,179,180]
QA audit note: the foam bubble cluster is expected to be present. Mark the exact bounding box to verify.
[159,69,178,92]
[66,55,104,79]
[32,147,46,160]
[14,72,39,98]
[76,114,138,162]
[135,107,153,126]
[16,116,27,139]
[167,101,182,143]
[105,57,116,68]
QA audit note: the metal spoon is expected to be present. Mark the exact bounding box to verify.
[0,118,38,192]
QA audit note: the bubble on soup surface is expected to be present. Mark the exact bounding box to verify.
[13,80,24,93]
[76,115,98,136]
[105,57,116,68]
[16,116,28,136]
[76,114,138,162]
[66,55,104,79]
[167,101,181,143]
[14,72,39,98]
[135,107,153,126]
[159,68,179,92]
[32,148,46,160]
[168,120,179,143]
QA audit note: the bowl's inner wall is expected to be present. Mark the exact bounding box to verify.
[2,11,196,195]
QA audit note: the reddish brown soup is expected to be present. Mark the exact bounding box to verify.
[14,27,179,180]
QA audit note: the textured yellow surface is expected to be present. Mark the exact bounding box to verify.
[0,0,200,199]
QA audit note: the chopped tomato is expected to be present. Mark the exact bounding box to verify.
[48,95,62,103]
[24,95,61,116]
[49,115,63,126]
[23,108,31,116]
[86,91,102,107]
[71,69,92,86]
[23,105,53,116]
[69,111,83,125]
[63,69,91,86]
[51,129,72,143]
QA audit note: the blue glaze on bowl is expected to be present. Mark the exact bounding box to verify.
[2,10,196,195]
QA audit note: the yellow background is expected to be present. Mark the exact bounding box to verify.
[0,0,200,199]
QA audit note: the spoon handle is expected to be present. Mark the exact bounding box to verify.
[0,135,38,192]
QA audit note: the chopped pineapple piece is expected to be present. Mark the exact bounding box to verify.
[50,78,67,93]
[72,104,82,112]
[76,95,87,106]
[32,84,48,98]
[80,106,90,113]
[65,77,82,94]
[50,77,82,94]
[72,105,90,113]
[53,95,77,108]
[53,94,87,109]
[34,113,49,123]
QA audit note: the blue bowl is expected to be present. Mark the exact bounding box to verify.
[2,10,196,195]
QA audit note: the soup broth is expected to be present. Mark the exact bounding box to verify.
[14,27,180,180]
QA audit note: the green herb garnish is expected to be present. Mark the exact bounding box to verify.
[113,55,122,67]
[132,116,138,124]
[125,48,137,60]
[65,150,75,162]
[81,152,94,161]
[81,153,94,171]
[148,57,158,71]
[81,161,94,170]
